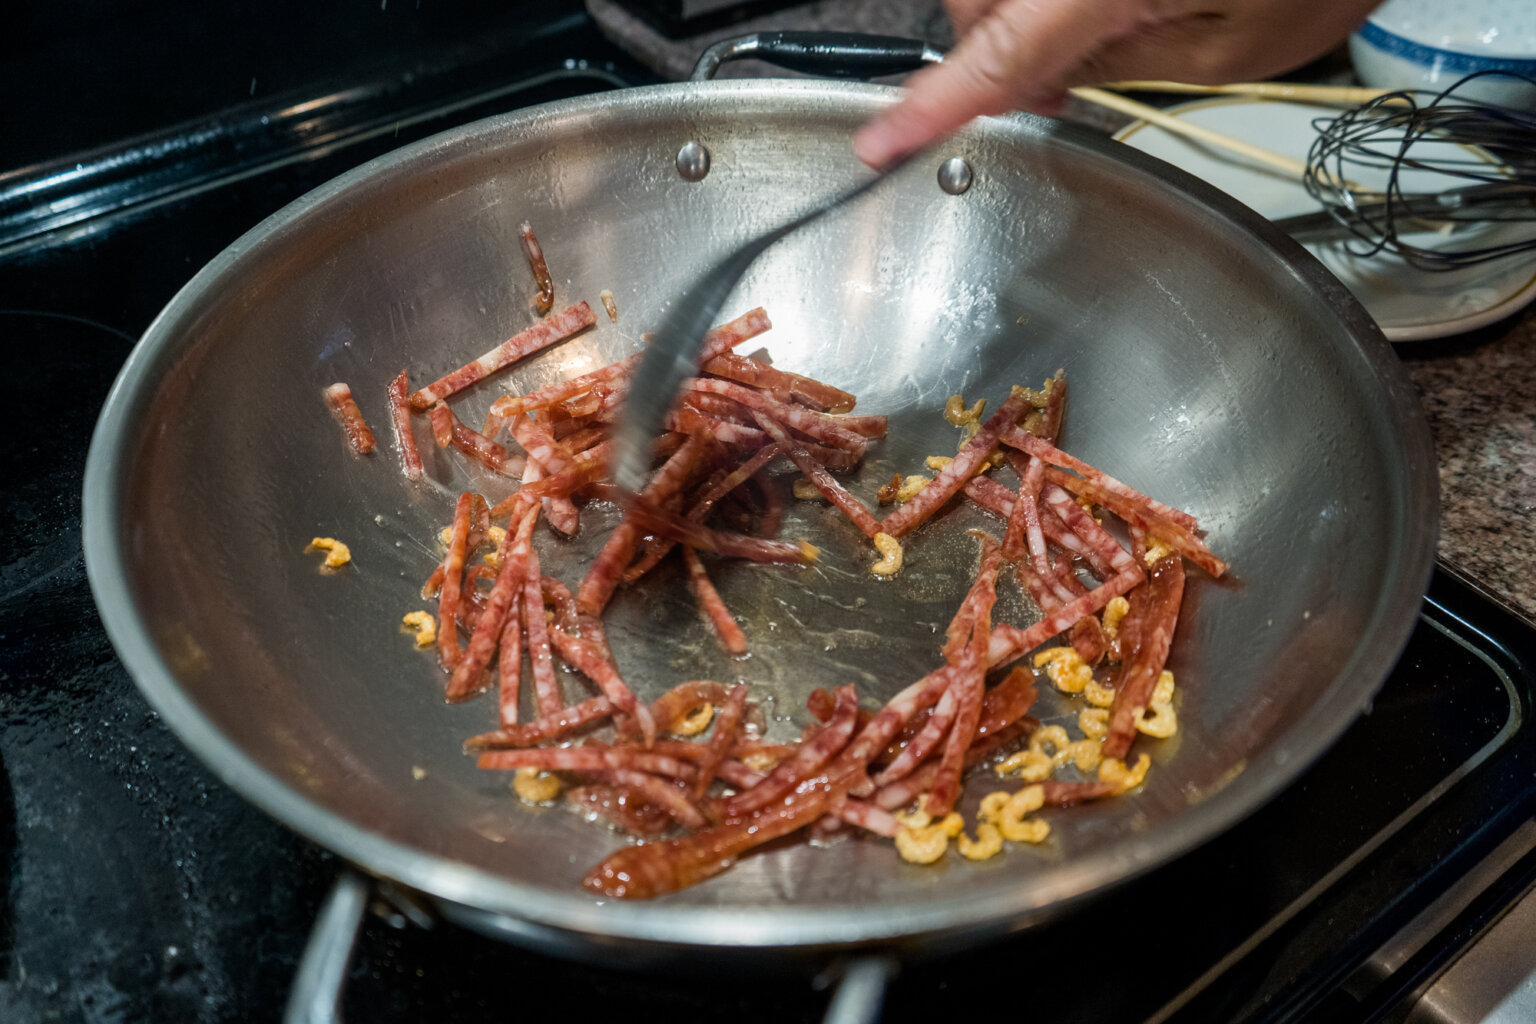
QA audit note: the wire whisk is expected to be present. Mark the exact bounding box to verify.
[1302,71,1536,270]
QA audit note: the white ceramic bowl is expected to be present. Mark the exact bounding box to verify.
[1350,0,1536,109]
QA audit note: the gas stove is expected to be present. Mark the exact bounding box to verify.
[2,4,1534,1021]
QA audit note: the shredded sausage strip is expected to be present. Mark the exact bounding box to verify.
[576,438,704,616]
[693,683,748,799]
[589,770,708,829]
[324,382,377,455]
[428,402,454,448]
[409,302,596,409]
[961,474,1016,518]
[1044,468,1227,578]
[446,511,529,702]
[547,626,657,747]
[879,388,1032,539]
[751,468,783,538]
[693,307,775,361]
[450,411,524,478]
[648,681,729,732]
[1041,484,1140,575]
[987,561,1145,671]
[522,544,564,720]
[385,371,422,480]
[702,351,857,413]
[484,307,771,428]
[834,800,902,837]
[558,424,607,454]
[496,592,523,727]
[681,546,748,655]
[873,689,956,787]
[1000,450,1046,567]
[583,761,864,898]
[540,575,580,634]
[725,685,860,816]
[1001,372,1069,567]
[477,744,696,780]
[926,535,1004,815]
[488,356,638,428]
[1103,553,1185,759]
[750,412,882,539]
[976,668,1038,739]
[1039,499,1115,580]
[420,494,493,600]
[465,695,616,750]
[844,666,958,777]
[942,534,1007,663]
[875,535,1005,790]
[488,452,608,519]
[668,405,770,447]
[613,491,815,566]
[872,714,1039,813]
[1042,779,1123,807]
[512,414,580,534]
[679,391,758,425]
[519,221,555,317]
[683,378,869,454]
[621,443,782,584]
[434,492,483,673]
[1003,427,1200,532]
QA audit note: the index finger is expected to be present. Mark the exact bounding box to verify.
[854,0,1144,167]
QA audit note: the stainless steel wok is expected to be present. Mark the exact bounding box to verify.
[82,33,1436,1006]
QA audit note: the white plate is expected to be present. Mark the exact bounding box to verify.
[1114,96,1536,341]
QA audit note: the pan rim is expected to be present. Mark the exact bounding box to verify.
[82,77,1438,952]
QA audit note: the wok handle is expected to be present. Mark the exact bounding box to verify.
[822,955,899,1024]
[691,32,943,82]
[283,871,371,1024]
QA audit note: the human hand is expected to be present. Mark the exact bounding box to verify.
[854,0,1384,168]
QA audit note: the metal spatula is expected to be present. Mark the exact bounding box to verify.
[610,162,907,495]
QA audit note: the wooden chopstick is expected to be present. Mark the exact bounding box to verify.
[1101,80,1395,104]
[1070,86,1311,180]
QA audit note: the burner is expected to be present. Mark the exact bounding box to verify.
[0,309,337,1020]
[0,313,132,603]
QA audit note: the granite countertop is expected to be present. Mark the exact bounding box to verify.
[589,0,1536,626]
[1402,319,1536,621]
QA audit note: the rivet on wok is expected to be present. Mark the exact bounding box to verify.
[938,157,973,195]
[676,141,711,182]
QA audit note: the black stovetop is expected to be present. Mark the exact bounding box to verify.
[3,5,1535,1021]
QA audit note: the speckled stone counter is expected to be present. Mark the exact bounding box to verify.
[590,0,1536,625]
[1401,317,1536,622]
